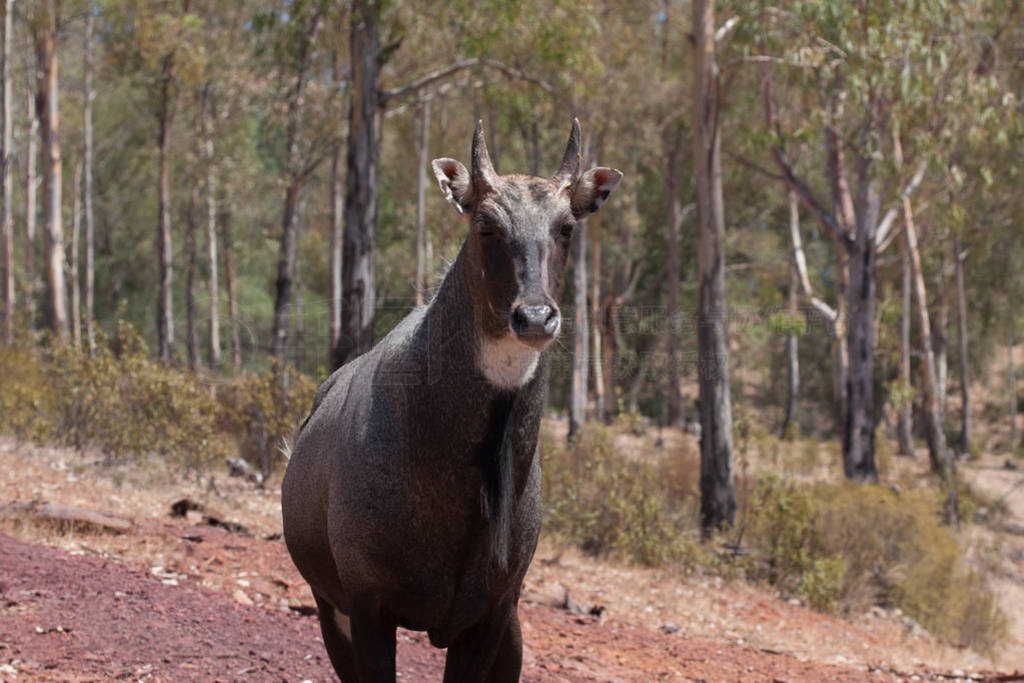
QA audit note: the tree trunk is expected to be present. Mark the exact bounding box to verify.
[329,128,344,369]
[625,348,650,415]
[902,169,949,476]
[781,192,800,438]
[35,6,67,341]
[294,261,304,370]
[692,0,735,536]
[528,117,540,176]
[202,89,220,369]
[24,89,37,324]
[664,123,684,428]
[1010,337,1018,451]
[415,99,430,306]
[590,209,605,421]
[271,8,323,363]
[83,9,95,354]
[339,0,380,367]
[272,178,302,362]
[842,184,880,482]
[70,160,81,348]
[954,238,970,455]
[155,53,177,364]
[327,42,344,371]
[185,187,199,372]
[600,296,618,421]
[220,206,241,370]
[0,0,12,346]
[826,126,851,438]
[897,228,914,455]
[600,256,641,424]
[902,165,957,523]
[569,216,589,440]
[934,281,949,428]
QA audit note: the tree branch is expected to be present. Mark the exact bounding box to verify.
[380,58,553,105]
[782,188,839,328]
[383,75,488,119]
[616,258,645,306]
[762,60,851,247]
[725,149,785,181]
[809,296,839,323]
[721,55,792,75]
[874,159,927,249]
[772,147,850,246]
[714,16,740,43]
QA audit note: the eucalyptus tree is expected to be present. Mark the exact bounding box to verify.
[1,0,12,346]
[83,7,95,353]
[255,0,331,364]
[22,83,37,326]
[692,0,736,533]
[756,1,983,483]
[28,0,68,341]
[105,0,206,364]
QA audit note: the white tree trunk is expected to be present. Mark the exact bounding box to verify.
[24,90,38,323]
[70,160,81,348]
[83,9,96,354]
[0,0,12,345]
[202,90,220,369]
[954,239,970,455]
[36,6,67,341]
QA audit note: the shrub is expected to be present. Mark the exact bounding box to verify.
[0,321,316,478]
[745,475,1008,652]
[0,345,53,442]
[217,362,317,481]
[541,422,700,567]
[43,322,230,470]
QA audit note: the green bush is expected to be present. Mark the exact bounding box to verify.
[40,322,229,470]
[217,361,317,480]
[0,322,316,478]
[745,475,1008,652]
[0,345,54,442]
[540,422,700,567]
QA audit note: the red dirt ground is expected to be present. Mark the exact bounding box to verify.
[2,438,1021,682]
[0,530,903,682]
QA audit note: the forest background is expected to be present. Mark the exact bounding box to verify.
[1,0,1023,659]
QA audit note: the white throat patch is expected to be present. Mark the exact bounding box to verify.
[477,334,540,390]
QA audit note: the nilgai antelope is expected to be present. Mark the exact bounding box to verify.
[282,120,622,682]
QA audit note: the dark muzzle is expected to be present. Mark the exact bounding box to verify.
[512,304,560,340]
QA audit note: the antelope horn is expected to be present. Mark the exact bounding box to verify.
[471,120,498,194]
[553,118,582,188]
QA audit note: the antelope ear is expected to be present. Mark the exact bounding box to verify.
[432,158,473,215]
[570,167,623,219]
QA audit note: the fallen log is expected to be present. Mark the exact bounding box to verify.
[1,501,133,534]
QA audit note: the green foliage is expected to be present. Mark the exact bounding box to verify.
[217,361,317,478]
[540,422,700,567]
[886,378,915,413]
[0,346,54,442]
[797,555,847,613]
[745,475,1008,652]
[766,310,807,338]
[44,321,229,469]
[0,323,315,478]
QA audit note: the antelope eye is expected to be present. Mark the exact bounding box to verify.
[477,219,498,237]
[560,222,575,239]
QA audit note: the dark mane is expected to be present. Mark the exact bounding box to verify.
[476,391,515,570]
